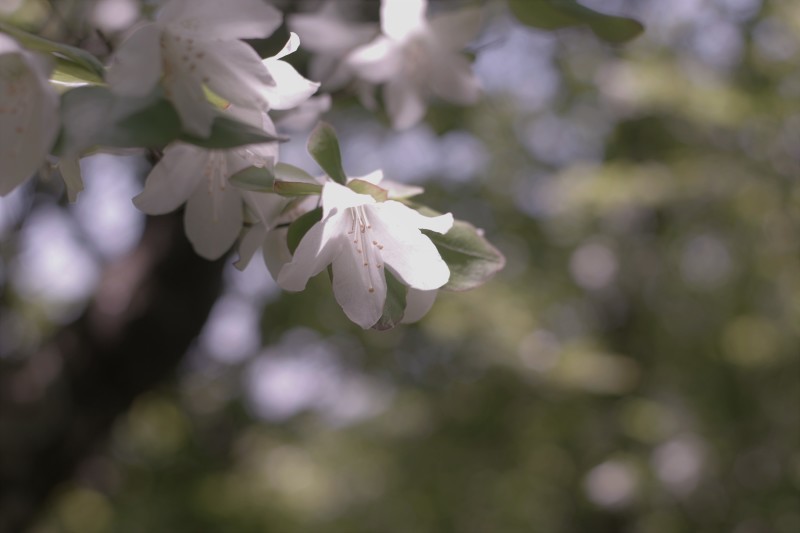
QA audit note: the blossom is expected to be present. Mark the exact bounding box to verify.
[277,181,453,329]
[0,34,60,196]
[287,0,379,93]
[107,0,282,137]
[133,107,284,259]
[346,0,482,129]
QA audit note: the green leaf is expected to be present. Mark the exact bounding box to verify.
[508,0,644,43]
[181,115,286,149]
[348,179,389,202]
[372,271,407,331]
[418,208,506,291]
[273,180,323,197]
[55,86,286,155]
[230,166,275,192]
[0,21,105,78]
[274,163,319,184]
[287,207,323,254]
[307,121,348,184]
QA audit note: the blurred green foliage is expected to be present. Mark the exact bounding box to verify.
[7,0,800,532]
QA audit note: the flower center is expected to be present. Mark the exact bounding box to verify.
[348,206,385,294]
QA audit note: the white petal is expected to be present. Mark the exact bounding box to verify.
[0,38,59,196]
[106,23,162,97]
[381,0,427,41]
[262,227,292,280]
[321,181,375,219]
[234,222,267,271]
[384,77,427,130]
[59,156,84,203]
[429,7,483,50]
[368,204,450,290]
[165,67,216,137]
[276,214,347,291]
[241,190,287,228]
[197,40,275,110]
[331,232,387,329]
[379,201,453,234]
[428,50,480,105]
[276,94,332,132]
[184,182,243,259]
[288,8,377,53]
[261,56,320,111]
[158,0,282,40]
[347,36,403,83]
[133,144,206,214]
[401,289,438,323]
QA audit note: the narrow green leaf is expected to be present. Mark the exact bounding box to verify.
[287,207,323,254]
[348,179,389,202]
[372,271,407,331]
[230,166,275,192]
[307,121,348,184]
[274,163,319,184]
[418,208,506,291]
[508,0,644,43]
[273,180,323,197]
[0,21,105,78]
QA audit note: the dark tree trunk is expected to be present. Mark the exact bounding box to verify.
[0,212,226,533]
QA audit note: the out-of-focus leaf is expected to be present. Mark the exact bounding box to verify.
[348,179,389,202]
[307,121,348,184]
[181,115,286,149]
[372,271,407,331]
[0,20,105,78]
[287,207,322,254]
[273,180,323,197]
[274,163,319,184]
[230,166,275,192]
[507,0,644,43]
[416,206,505,291]
[56,86,284,154]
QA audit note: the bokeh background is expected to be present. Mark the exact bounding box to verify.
[1,0,800,532]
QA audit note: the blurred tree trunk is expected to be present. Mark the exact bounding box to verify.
[0,212,226,533]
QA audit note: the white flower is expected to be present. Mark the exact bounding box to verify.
[287,0,379,92]
[107,0,282,137]
[133,108,283,259]
[277,181,453,329]
[346,0,482,129]
[0,34,60,196]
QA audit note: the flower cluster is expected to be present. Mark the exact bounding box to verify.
[0,0,504,330]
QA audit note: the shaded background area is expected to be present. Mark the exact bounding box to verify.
[1,0,799,532]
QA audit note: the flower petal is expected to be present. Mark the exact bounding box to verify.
[241,190,287,228]
[263,227,292,280]
[133,144,207,214]
[234,222,267,271]
[428,50,480,105]
[331,231,388,329]
[383,77,426,130]
[347,36,403,83]
[262,43,320,110]
[184,181,243,259]
[379,201,453,234]
[158,0,282,40]
[321,181,375,219]
[381,0,427,41]
[276,214,347,291]
[165,66,216,137]
[197,39,275,110]
[369,204,451,290]
[429,7,483,51]
[288,4,377,53]
[401,289,438,323]
[0,37,59,196]
[106,22,162,97]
